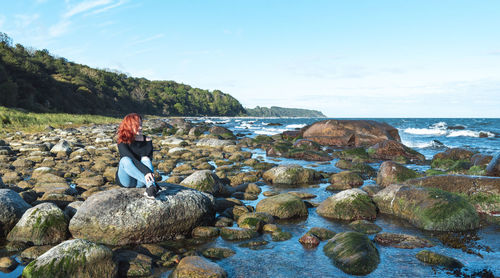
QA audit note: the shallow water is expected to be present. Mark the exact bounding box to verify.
[1,117,499,277]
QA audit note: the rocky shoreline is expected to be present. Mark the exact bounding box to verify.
[0,118,498,277]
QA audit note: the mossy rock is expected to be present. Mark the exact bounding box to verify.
[22,239,117,278]
[327,171,363,190]
[348,220,382,234]
[373,185,479,231]
[317,189,377,221]
[237,212,274,226]
[467,165,486,176]
[7,202,68,245]
[113,250,153,277]
[306,227,336,241]
[271,231,292,241]
[256,193,308,219]
[374,233,434,249]
[220,227,258,241]
[323,231,380,275]
[335,159,353,170]
[237,217,264,231]
[376,161,418,187]
[416,250,463,269]
[425,169,446,176]
[191,226,220,238]
[202,247,235,259]
[350,162,377,179]
[239,240,269,249]
[262,164,321,185]
[171,256,227,278]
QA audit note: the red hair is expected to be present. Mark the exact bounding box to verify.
[117,113,142,144]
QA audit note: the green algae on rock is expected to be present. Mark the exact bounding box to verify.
[323,231,380,275]
[376,161,418,187]
[373,184,479,231]
[256,193,308,219]
[416,250,463,269]
[22,239,117,278]
[262,164,321,185]
[317,189,377,221]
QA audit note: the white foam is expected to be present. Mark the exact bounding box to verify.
[403,128,447,136]
[286,124,306,129]
[402,140,447,149]
[254,128,287,135]
[430,121,447,129]
[447,130,495,138]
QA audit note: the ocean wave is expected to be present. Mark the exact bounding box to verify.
[402,139,447,149]
[286,124,306,129]
[430,121,447,129]
[447,130,495,138]
[403,128,447,136]
[254,128,287,135]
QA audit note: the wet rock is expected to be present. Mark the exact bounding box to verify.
[262,164,321,185]
[373,184,479,231]
[262,224,280,233]
[431,148,475,172]
[237,212,274,226]
[7,202,69,245]
[209,126,236,140]
[19,189,38,204]
[22,239,117,278]
[192,226,220,238]
[113,250,152,277]
[362,185,383,196]
[214,217,233,227]
[299,233,320,248]
[256,193,308,219]
[317,189,377,221]
[327,171,363,190]
[471,153,493,166]
[215,198,243,212]
[368,140,425,163]
[374,233,434,249]
[202,247,235,259]
[239,240,269,249]
[348,220,382,234]
[376,161,418,187]
[180,170,223,195]
[416,250,463,269]
[220,227,258,241]
[288,191,316,199]
[0,189,31,236]
[302,119,400,147]
[307,227,336,241]
[323,231,380,275]
[405,175,500,195]
[171,256,227,278]
[69,186,215,245]
[21,245,53,260]
[271,230,292,241]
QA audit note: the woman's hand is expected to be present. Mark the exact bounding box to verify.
[145,173,155,185]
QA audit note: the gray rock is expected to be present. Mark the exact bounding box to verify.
[256,193,308,219]
[7,202,69,245]
[317,189,377,221]
[180,170,223,195]
[196,138,235,148]
[374,232,434,249]
[113,250,153,277]
[486,153,500,177]
[0,189,31,236]
[22,239,117,278]
[262,164,321,185]
[69,185,215,245]
[50,140,72,155]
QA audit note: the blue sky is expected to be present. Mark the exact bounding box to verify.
[1,0,500,117]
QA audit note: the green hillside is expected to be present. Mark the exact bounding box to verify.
[245,106,326,117]
[0,33,245,116]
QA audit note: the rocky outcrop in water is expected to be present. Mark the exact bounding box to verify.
[22,239,117,278]
[368,139,425,163]
[171,256,227,278]
[317,189,377,221]
[262,164,321,185]
[323,231,380,275]
[301,119,401,147]
[69,185,215,245]
[256,193,308,219]
[0,189,31,237]
[377,161,418,187]
[373,184,479,231]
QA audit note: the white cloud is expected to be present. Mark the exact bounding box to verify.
[63,0,113,18]
[48,20,71,38]
[89,0,128,15]
[128,34,165,46]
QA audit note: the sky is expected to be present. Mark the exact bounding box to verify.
[1,0,500,117]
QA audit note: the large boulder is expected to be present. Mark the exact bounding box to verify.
[317,189,377,221]
[416,250,463,269]
[0,189,31,236]
[376,161,418,187]
[405,175,500,219]
[171,256,227,278]
[7,202,68,245]
[373,185,479,231]
[180,170,223,195]
[368,140,425,163]
[431,148,475,172]
[327,171,363,190]
[22,239,117,278]
[196,138,234,148]
[262,164,321,185]
[209,126,235,140]
[302,119,400,147]
[323,231,380,275]
[256,193,308,219]
[69,185,215,245]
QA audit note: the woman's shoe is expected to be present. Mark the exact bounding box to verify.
[144,185,158,199]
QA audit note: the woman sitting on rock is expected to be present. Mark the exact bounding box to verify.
[116,113,161,198]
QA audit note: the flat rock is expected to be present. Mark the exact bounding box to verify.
[374,232,434,249]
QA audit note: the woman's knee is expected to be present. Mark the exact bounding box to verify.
[119,156,133,167]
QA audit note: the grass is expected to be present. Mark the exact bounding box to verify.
[0,106,121,133]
